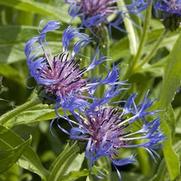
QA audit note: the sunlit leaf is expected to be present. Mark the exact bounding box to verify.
[61,169,89,181]
[5,104,56,127]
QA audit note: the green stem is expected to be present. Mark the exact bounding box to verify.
[0,97,40,125]
[136,29,168,69]
[118,0,138,55]
[98,26,110,97]
[133,4,152,66]
[106,27,110,58]
[123,3,152,79]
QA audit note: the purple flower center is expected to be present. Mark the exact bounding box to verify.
[39,52,86,98]
[83,107,125,156]
[80,0,117,17]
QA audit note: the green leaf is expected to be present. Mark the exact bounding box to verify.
[0,97,40,125]
[159,106,178,181]
[0,25,62,64]
[138,57,167,77]
[0,164,21,181]
[0,64,24,86]
[65,153,85,174]
[150,159,167,181]
[110,28,179,61]
[0,0,71,23]
[151,140,181,181]
[96,157,111,181]
[0,125,48,178]
[159,33,181,106]
[61,169,89,181]
[110,37,129,61]
[0,26,37,44]
[159,33,181,180]
[0,25,62,44]
[5,104,56,127]
[175,108,181,134]
[118,0,139,55]
[0,136,30,173]
[48,142,80,181]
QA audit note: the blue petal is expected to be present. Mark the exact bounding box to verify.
[88,87,120,111]
[61,94,89,111]
[155,0,181,16]
[145,119,160,135]
[24,37,39,58]
[108,14,125,35]
[112,155,135,166]
[123,92,157,121]
[70,127,88,139]
[83,14,107,27]
[62,26,90,53]
[104,85,121,99]
[88,77,102,95]
[39,20,60,42]
[73,39,90,55]
[127,0,149,13]
[101,66,119,84]
[28,57,59,85]
[123,93,137,114]
[87,49,106,71]
[68,2,81,18]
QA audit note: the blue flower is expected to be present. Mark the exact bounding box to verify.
[154,0,181,31]
[155,0,181,16]
[66,88,164,167]
[25,21,108,111]
[65,0,150,29]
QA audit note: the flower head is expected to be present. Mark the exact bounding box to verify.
[155,0,181,31]
[66,0,150,29]
[66,0,118,27]
[155,0,181,16]
[25,21,107,111]
[61,76,164,166]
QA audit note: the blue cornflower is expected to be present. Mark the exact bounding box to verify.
[65,0,150,29]
[59,69,164,167]
[154,0,181,30]
[25,21,107,111]
[155,0,181,16]
[69,96,164,167]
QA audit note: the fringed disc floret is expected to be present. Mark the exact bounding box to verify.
[39,52,87,98]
